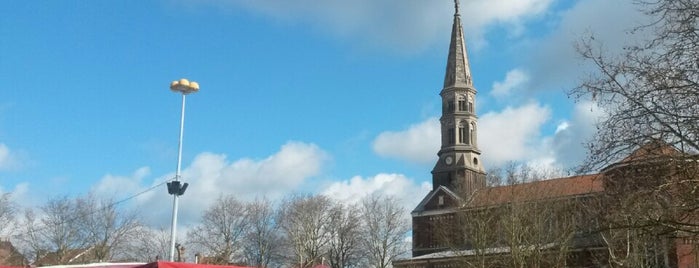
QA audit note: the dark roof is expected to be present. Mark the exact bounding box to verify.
[412,185,462,213]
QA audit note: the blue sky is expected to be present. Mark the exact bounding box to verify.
[0,0,645,228]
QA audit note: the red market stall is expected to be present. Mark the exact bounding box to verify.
[138,262,253,268]
[38,262,253,268]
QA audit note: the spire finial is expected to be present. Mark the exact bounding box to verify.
[454,0,460,15]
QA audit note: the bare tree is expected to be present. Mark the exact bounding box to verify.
[242,198,281,268]
[498,193,577,268]
[360,194,409,268]
[187,195,250,264]
[127,226,171,262]
[572,0,699,235]
[573,0,699,171]
[74,194,143,262]
[15,196,88,265]
[571,3,699,263]
[586,155,695,267]
[432,165,586,268]
[0,193,17,236]
[326,202,362,268]
[277,194,333,268]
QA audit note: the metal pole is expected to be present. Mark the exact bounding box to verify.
[169,93,187,261]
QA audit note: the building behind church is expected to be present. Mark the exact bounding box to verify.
[393,1,699,267]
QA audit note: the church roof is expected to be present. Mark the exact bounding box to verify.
[442,0,473,90]
[412,185,462,214]
[602,140,685,172]
[466,174,603,208]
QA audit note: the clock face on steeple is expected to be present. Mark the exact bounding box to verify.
[444,156,453,165]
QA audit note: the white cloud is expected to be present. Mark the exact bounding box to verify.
[0,144,10,168]
[322,173,431,212]
[526,0,649,91]
[479,102,551,166]
[0,182,32,214]
[372,118,440,164]
[92,167,151,199]
[546,100,603,169]
[0,143,24,171]
[371,103,567,170]
[193,0,554,52]
[101,141,329,226]
[491,68,529,98]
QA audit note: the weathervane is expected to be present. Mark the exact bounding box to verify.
[454,0,460,15]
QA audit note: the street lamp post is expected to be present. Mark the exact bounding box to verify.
[167,78,199,261]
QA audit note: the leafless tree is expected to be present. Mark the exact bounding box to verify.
[15,196,88,265]
[0,193,17,236]
[187,195,250,264]
[359,194,409,268]
[326,202,362,268]
[241,198,281,268]
[126,226,171,262]
[432,166,584,268]
[573,0,699,171]
[585,156,696,267]
[572,1,699,260]
[572,0,699,235]
[277,194,333,268]
[73,194,143,262]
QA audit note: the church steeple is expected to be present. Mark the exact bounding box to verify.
[443,0,473,89]
[432,0,485,195]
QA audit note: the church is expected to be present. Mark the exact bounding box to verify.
[393,1,699,267]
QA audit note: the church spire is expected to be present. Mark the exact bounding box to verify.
[431,0,484,193]
[443,0,473,89]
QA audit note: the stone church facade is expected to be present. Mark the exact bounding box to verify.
[393,1,699,267]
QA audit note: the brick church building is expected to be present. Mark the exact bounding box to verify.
[393,1,699,267]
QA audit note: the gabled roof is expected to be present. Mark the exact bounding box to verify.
[412,185,463,214]
[602,140,684,172]
[466,174,603,208]
[623,142,681,162]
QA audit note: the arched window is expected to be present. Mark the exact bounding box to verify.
[458,95,466,111]
[467,95,474,113]
[445,99,455,113]
[448,128,455,144]
[470,122,476,144]
[458,123,467,144]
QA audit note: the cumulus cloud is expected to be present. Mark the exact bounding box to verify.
[322,173,431,211]
[372,118,440,164]
[546,100,603,169]
[473,100,601,171]
[0,143,24,171]
[371,103,567,169]
[491,68,529,98]
[92,167,151,199]
[96,141,329,226]
[194,0,554,52]
[0,182,32,216]
[479,102,551,166]
[526,0,649,91]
